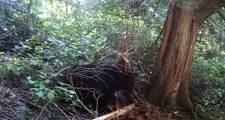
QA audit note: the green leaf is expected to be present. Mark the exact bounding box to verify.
[36,91,44,97]
[27,76,35,84]
[34,46,42,51]
[47,91,55,100]
[44,79,51,84]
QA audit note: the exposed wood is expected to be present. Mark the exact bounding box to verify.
[93,104,135,120]
[93,101,174,120]
[123,26,132,72]
[152,1,174,77]
[116,26,132,72]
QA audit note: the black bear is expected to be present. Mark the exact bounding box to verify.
[62,64,136,111]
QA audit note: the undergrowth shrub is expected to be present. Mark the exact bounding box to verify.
[191,56,225,119]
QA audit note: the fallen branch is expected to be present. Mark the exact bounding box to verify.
[14,95,43,109]
[50,101,71,120]
[35,102,50,120]
[93,103,136,120]
[1,102,25,120]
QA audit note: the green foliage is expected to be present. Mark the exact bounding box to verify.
[26,75,55,100]
[191,12,225,119]
[0,52,31,83]
[0,0,165,105]
[0,0,34,51]
[55,82,80,105]
[1,0,224,119]
[192,57,225,119]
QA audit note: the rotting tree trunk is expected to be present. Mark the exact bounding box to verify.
[148,0,225,112]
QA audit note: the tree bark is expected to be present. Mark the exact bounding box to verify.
[147,0,224,111]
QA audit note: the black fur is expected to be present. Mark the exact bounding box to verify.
[63,64,135,110]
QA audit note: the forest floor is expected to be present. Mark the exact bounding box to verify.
[0,79,192,120]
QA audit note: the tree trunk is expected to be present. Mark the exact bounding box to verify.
[147,0,224,111]
[24,0,33,38]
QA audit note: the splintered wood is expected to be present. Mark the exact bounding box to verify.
[93,104,135,120]
[93,102,173,120]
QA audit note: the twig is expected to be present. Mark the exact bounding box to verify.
[67,70,97,117]
[2,102,25,120]
[93,93,105,114]
[14,95,43,109]
[35,102,50,120]
[0,110,12,120]
[48,66,72,80]
[50,101,71,120]
[73,90,96,117]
